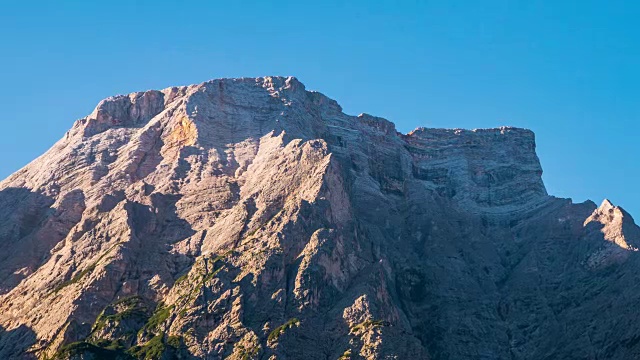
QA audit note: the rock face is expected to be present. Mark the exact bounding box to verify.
[0,76,638,360]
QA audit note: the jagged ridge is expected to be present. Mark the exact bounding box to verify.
[0,76,638,360]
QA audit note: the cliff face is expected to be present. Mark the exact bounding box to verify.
[0,76,638,360]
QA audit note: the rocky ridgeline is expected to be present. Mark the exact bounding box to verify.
[0,77,638,360]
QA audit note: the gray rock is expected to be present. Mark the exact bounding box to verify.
[0,76,638,360]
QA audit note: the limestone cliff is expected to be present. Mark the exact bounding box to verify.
[0,77,638,360]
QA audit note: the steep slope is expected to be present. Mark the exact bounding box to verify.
[0,76,638,360]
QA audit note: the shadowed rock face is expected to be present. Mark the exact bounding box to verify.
[0,76,638,360]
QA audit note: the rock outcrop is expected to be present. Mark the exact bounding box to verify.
[0,76,638,360]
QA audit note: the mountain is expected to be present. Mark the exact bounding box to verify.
[0,76,639,360]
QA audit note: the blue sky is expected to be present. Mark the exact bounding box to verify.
[0,1,638,217]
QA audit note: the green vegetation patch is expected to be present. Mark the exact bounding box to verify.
[126,333,183,359]
[52,264,97,293]
[174,271,189,285]
[52,242,123,294]
[203,266,224,283]
[92,296,148,334]
[127,334,165,360]
[49,341,133,360]
[267,318,301,344]
[139,302,173,337]
[166,335,182,349]
[50,299,184,360]
[173,250,233,312]
[91,338,128,351]
[349,319,389,335]
[236,343,260,360]
[54,334,182,360]
[211,250,232,264]
[338,349,352,360]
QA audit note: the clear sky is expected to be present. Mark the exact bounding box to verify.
[0,1,638,217]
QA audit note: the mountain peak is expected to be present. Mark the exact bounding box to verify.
[1,76,638,360]
[600,198,616,211]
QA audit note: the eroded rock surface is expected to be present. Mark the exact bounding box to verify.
[0,76,638,360]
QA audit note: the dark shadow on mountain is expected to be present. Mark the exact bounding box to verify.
[127,192,196,246]
[0,187,71,295]
[121,192,198,299]
[0,324,37,359]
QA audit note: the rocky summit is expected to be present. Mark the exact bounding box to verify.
[0,76,638,360]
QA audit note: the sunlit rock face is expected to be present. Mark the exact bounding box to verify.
[0,76,639,360]
[404,127,548,212]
